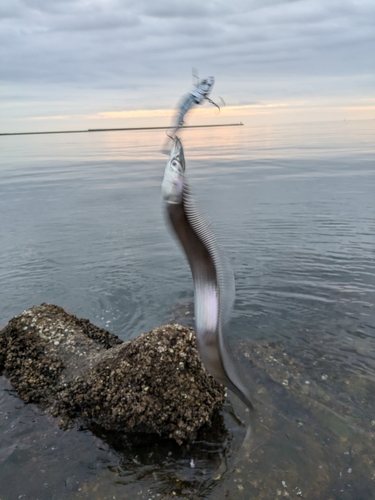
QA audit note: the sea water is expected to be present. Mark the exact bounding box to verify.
[0,120,374,499]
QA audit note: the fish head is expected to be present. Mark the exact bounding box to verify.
[200,76,215,93]
[161,136,186,204]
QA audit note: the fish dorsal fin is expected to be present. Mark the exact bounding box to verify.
[182,182,235,328]
[182,181,253,410]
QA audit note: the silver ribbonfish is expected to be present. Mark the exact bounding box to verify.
[162,136,253,410]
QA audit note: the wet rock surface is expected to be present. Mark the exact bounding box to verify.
[0,303,224,444]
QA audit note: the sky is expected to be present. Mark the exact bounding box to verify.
[1,0,375,133]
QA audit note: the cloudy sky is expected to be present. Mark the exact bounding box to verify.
[1,0,375,132]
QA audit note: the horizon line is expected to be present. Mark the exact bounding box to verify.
[0,122,244,137]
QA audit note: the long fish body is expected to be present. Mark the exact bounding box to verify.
[162,137,253,410]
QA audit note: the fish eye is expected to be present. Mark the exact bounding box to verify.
[172,160,178,167]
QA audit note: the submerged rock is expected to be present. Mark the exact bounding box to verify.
[0,303,224,444]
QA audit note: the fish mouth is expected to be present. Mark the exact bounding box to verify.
[169,136,185,172]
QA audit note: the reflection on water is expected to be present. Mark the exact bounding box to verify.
[1,120,375,498]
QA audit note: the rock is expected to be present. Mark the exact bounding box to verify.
[0,304,225,444]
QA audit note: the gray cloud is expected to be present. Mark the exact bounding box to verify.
[1,0,374,126]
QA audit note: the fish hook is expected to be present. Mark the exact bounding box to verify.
[165,129,174,140]
[205,96,225,113]
[205,97,221,115]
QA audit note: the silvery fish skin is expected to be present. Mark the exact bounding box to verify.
[163,137,253,410]
[161,137,185,204]
[171,76,215,135]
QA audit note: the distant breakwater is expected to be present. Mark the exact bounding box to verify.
[0,122,243,137]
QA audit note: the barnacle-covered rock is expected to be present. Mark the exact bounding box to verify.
[0,303,224,444]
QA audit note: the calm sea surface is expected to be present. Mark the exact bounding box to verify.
[0,120,374,499]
